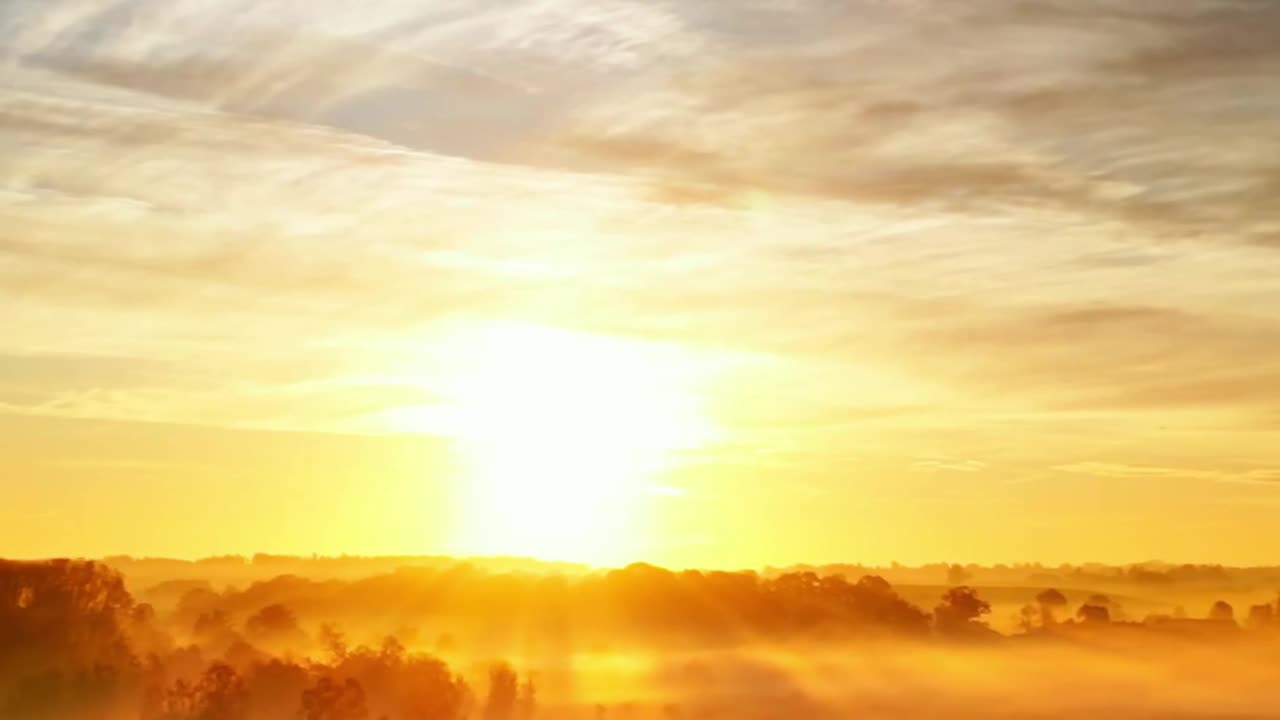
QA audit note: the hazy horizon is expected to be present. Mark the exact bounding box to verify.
[12,551,1280,575]
[5,555,1280,719]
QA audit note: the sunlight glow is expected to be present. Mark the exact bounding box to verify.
[435,322,716,565]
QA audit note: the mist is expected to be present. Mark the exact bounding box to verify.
[4,556,1280,719]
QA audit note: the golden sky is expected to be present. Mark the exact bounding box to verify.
[3,0,1280,567]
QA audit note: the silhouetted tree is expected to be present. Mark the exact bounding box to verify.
[5,664,129,719]
[300,676,369,720]
[934,587,991,637]
[152,663,248,720]
[246,604,302,640]
[1246,604,1274,630]
[192,611,242,655]
[486,661,532,717]
[1077,604,1111,623]
[1208,600,1236,623]
[197,664,249,720]
[479,666,536,719]
[0,560,137,668]
[0,560,142,717]
[484,663,518,720]
[517,675,537,719]
[318,625,349,661]
[946,565,971,586]
[241,659,309,719]
[380,635,406,662]
[1084,593,1123,621]
[1035,588,1068,627]
[1016,604,1038,633]
[395,655,469,720]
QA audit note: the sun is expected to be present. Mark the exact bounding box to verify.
[435,322,714,565]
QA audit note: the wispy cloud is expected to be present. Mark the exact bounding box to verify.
[914,459,988,474]
[2,0,1278,466]
[1055,462,1280,486]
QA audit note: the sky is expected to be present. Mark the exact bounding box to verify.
[2,0,1280,568]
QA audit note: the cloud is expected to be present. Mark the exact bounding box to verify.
[914,459,988,474]
[1055,462,1280,486]
[0,352,174,392]
[892,302,1280,415]
[540,0,1280,245]
[0,372,445,434]
[2,0,1279,457]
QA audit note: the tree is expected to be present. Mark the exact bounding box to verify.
[318,624,349,661]
[484,663,518,720]
[1016,604,1038,633]
[1034,588,1068,627]
[151,663,248,720]
[946,565,971,586]
[1246,604,1274,630]
[1077,604,1111,624]
[300,676,369,720]
[0,559,137,670]
[1085,593,1123,621]
[193,610,242,654]
[246,604,303,642]
[1208,600,1236,624]
[397,655,469,720]
[934,587,991,636]
[517,676,537,719]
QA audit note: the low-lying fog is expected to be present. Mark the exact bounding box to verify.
[3,557,1279,719]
